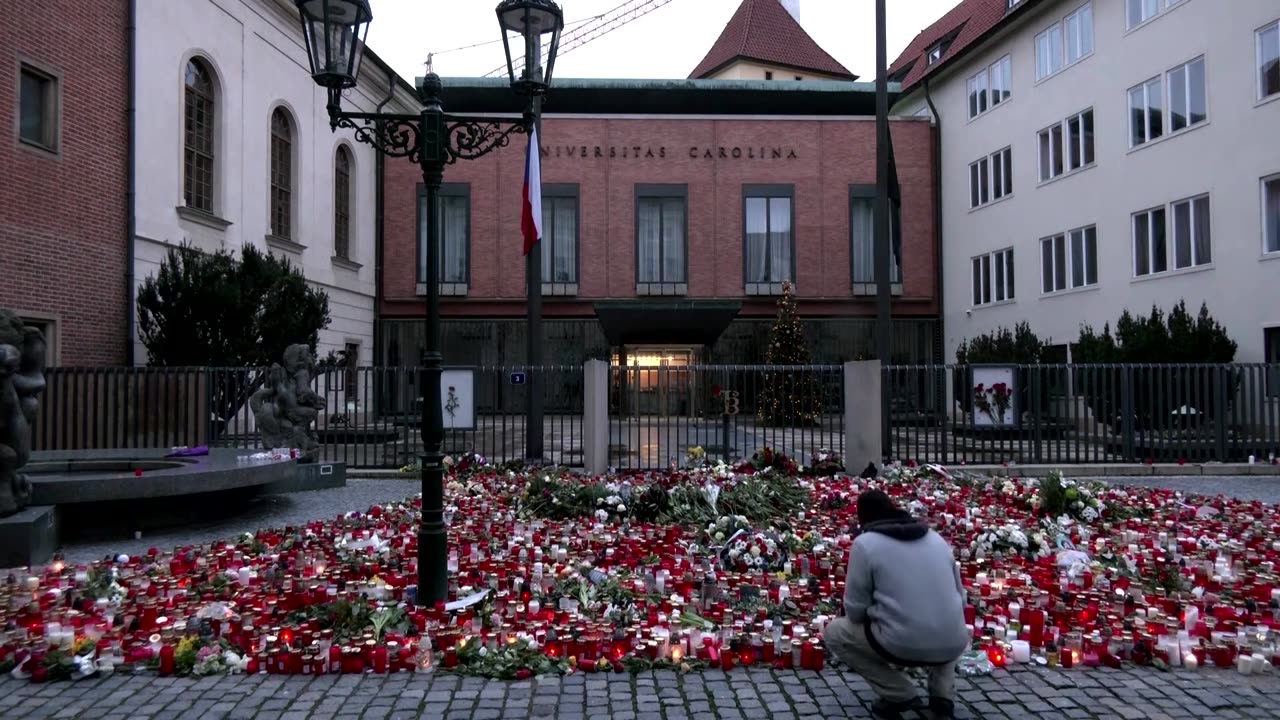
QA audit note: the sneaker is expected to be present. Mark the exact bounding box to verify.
[928,697,956,719]
[871,697,924,719]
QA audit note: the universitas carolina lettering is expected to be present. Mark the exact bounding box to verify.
[540,145,799,160]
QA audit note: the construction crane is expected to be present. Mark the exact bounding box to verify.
[484,0,678,78]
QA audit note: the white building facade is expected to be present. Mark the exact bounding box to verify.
[892,0,1280,364]
[131,0,415,367]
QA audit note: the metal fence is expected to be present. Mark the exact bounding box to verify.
[884,363,1280,465]
[33,366,584,469]
[609,365,846,471]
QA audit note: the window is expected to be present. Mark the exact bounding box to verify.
[972,249,1015,306]
[928,44,942,65]
[1262,174,1279,254]
[636,187,687,285]
[744,186,794,289]
[1040,109,1094,181]
[967,55,1011,119]
[542,186,578,285]
[1036,3,1091,81]
[1130,57,1207,147]
[1035,25,1063,80]
[1041,226,1097,293]
[970,147,1012,207]
[1258,20,1279,100]
[334,147,352,260]
[765,71,774,80]
[1064,4,1094,65]
[967,69,988,119]
[1171,195,1211,269]
[1127,0,1184,30]
[416,184,470,288]
[1129,77,1164,147]
[344,342,360,401]
[1132,206,1168,276]
[20,317,56,365]
[1168,57,1207,132]
[183,58,216,213]
[18,64,58,151]
[269,108,293,239]
[850,188,902,292]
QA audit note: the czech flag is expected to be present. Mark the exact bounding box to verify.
[521,127,542,256]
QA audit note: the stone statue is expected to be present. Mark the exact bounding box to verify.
[250,344,326,463]
[0,310,47,517]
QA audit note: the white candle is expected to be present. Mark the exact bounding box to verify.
[1010,640,1031,663]
[1184,653,1199,670]
[1237,654,1254,674]
[777,585,789,603]
[1184,607,1200,631]
[1165,643,1181,667]
[1009,602,1021,620]
[976,572,989,586]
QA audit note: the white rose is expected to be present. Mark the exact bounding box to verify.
[617,504,626,513]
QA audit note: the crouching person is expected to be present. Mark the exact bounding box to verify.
[822,490,969,719]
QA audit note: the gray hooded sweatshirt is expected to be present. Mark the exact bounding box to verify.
[843,513,970,666]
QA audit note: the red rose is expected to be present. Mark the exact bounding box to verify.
[515,668,533,680]
[711,384,721,397]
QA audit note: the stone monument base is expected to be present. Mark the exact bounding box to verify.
[0,505,59,568]
[262,461,347,493]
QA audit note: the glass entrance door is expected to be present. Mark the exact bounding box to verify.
[612,346,696,416]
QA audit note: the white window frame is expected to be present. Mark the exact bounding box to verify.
[967,55,1012,120]
[928,44,942,65]
[1131,206,1168,277]
[1167,56,1207,133]
[1039,108,1093,182]
[1041,226,1098,294]
[1262,173,1280,255]
[972,248,1015,306]
[1126,0,1185,31]
[1036,2,1092,81]
[969,147,1012,209]
[1170,194,1212,269]
[1128,76,1163,148]
[1258,19,1280,101]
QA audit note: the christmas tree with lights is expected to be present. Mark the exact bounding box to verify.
[757,281,823,426]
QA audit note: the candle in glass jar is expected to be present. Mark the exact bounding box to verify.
[1010,640,1031,663]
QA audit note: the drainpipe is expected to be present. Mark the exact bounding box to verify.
[372,71,395,365]
[125,0,138,365]
[924,77,943,364]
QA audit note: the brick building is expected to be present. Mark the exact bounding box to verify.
[1,0,130,365]
[379,0,939,374]
[378,79,939,371]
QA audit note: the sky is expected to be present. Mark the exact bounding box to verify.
[364,0,958,84]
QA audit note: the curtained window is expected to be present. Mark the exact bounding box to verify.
[850,189,902,291]
[1172,195,1212,269]
[541,190,578,284]
[636,190,686,284]
[744,188,793,284]
[417,184,469,285]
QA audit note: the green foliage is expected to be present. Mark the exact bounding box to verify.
[1074,301,1236,363]
[136,242,331,366]
[757,282,824,426]
[286,598,407,643]
[1036,470,1069,517]
[955,322,1048,364]
[452,638,568,679]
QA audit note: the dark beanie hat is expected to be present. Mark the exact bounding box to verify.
[856,490,898,526]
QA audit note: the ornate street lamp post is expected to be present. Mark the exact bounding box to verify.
[297,0,563,606]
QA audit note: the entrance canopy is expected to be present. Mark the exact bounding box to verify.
[593,300,741,347]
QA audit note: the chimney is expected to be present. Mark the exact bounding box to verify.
[779,0,800,23]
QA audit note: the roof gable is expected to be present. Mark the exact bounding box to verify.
[690,0,855,80]
[888,0,1041,92]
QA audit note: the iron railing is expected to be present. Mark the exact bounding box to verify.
[609,364,846,471]
[33,366,585,469]
[884,363,1280,465]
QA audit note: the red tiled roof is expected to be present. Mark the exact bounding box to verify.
[888,0,1041,92]
[689,0,856,80]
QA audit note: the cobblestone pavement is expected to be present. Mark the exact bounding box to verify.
[4,663,1280,720]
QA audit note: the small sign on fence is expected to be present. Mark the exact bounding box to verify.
[510,372,526,386]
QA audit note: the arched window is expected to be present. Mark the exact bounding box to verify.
[183,58,215,212]
[270,108,293,239]
[334,146,352,259]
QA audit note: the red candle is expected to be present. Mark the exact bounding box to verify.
[800,641,815,669]
[720,651,735,671]
[371,645,388,673]
[158,644,175,677]
[443,647,458,668]
[328,645,341,674]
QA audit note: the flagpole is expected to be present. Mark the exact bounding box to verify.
[525,82,545,465]
[875,0,892,460]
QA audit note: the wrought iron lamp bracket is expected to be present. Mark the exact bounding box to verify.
[441,114,532,165]
[329,109,423,160]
